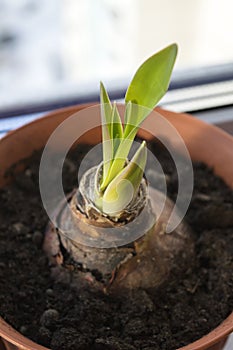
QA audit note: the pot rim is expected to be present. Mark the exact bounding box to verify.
[0,104,232,350]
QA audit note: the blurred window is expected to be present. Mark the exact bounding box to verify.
[0,0,233,111]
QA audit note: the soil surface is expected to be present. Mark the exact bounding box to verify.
[0,140,232,350]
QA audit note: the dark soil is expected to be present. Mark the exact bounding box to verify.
[0,140,232,350]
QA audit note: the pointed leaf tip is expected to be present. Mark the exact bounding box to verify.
[125,43,178,116]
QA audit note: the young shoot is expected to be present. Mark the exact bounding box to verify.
[95,43,178,217]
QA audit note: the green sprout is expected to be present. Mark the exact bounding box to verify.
[95,43,178,217]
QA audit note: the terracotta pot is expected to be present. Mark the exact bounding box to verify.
[0,105,232,350]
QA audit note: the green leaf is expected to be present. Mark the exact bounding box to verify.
[123,102,140,139]
[100,82,113,180]
[99,136,131,192]
[97,44,178,214]
[99,120,142,192]
[102,141,147,216]
[100,103,138,192]
[100,81,113,133]
[124,43,178,136]
[111,102,123,155]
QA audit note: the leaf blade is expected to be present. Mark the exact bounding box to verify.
[100,82,113,181]
[124,43,178,135]
[111,102,123,155]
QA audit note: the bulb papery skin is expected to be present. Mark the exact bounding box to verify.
[78,165,148,224]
